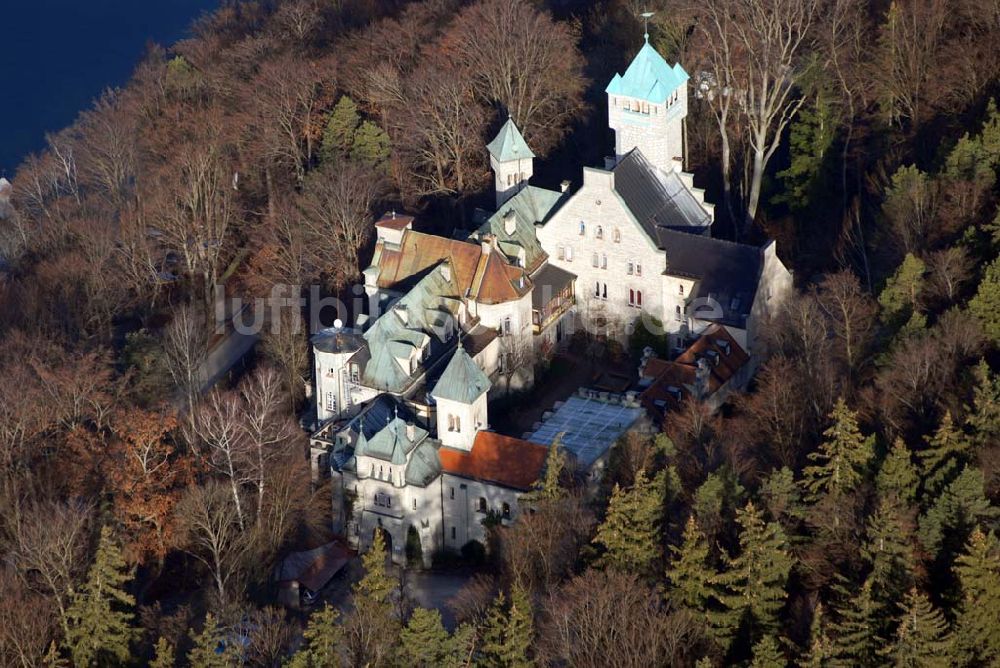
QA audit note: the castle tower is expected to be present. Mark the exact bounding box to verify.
[312,322,367,424]
[429,345,491,451]
[606,36,689,173]
[487,117,535,208]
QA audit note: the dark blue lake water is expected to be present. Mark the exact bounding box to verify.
[1,0,218,175]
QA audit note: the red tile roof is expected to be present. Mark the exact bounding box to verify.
[439,432,549,491]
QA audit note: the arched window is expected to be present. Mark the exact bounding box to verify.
[637,291,643,307]
[635,261,642,276]
[502,503,511,519]
[596,225,604,239]
[448,415,455,432]
[675,305,682,321]
[592,252,599,268]
[603,283,608,300]
[613,228,621,243]
[601,254,608,269]
[679,284,685,296]
[478,497,487,513]
[579,221,586,236]
[629,289,635,305]
[595,281,601,297]
[557,245,565,260]
[455,416,461,432]
[565,245,574,261]
[627,260,634,275]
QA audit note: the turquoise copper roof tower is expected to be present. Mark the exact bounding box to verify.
[487,117,535,209]
[606,38,689,173]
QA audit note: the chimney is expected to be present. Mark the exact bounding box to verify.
[695,358,711,400]
[439,261,452,282]
[560,180,571,193]
[480,233,497,255]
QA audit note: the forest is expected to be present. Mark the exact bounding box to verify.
[1,0,1000,665]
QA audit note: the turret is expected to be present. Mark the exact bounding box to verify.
[606,37,689,173]
[487,117,534,208]
[429,345,491,451]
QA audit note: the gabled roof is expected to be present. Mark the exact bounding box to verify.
[487,118,535,162]
[439,431,549,491]
[375,229,531,304]
[613,150,712,235]
[605,39,689,104]
[430,345,491,404]
[658,229,763,327]
[405,440,442,487]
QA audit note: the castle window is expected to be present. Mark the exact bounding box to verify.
[613,228,621,243]
[595,282,601,297]
[641,101,650,114]
[635,261,642,277]
[565,246,574,261]
[502,503,511,519]
[455,416,461,432]
[675,305,683,321]
[413,498,417,510]
[627,261,634,275]
[450,487,455,500]
[478,497,487,513]
[601,254,608,269]
[637,291,643,307]
[502,316,512,336]
[326,392,336,412]
[679,284,685,296]
[629,289,635,306]
[579,221,586,236]
[557,245,565,260]
[592,253,599,268]
[596,225,603,239]
[603,283,608,300]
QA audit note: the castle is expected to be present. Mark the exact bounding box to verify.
[308,37,792,566]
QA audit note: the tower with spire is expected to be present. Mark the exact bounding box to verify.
[487,117,535,208]
[605,34,689,174]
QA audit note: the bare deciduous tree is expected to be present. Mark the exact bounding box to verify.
[164,304,208,426]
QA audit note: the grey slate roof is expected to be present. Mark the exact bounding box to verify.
[531,263,576,310]
[405,441,442,487]
[612,150,712,237]
[430,345,491,404]
[658,228,763,327]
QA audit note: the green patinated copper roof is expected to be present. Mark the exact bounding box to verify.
[356,416,427,465]
[487,118,535,162]
[430,346,490,404]
[405,440,442,487]
[605,39,689,104]
[474,185,563,273]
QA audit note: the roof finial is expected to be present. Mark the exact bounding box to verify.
[641,10,654,43]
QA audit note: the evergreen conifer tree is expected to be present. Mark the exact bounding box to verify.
[862,498,916,608]
[187,613,230,668]
[592,469,665,576]
[350,121,390,169]
[799,603,834,668]
[532,436,567,501]
[887,589,953,668]
[666,515,716,612]
[969,257,1000,344]
[828,576,883,668]
[150,637,175,668]
[399,608,453,667]
[479,585,534,668]
[967,360,1000,449]
[65,526,137,667]
[710,502,793,649]
[750,635,786,668]
[321,96,360,160]
[801,399,874,503]
[345,529,399,667]
[288,604,341,668]
[760,466,806,535]
[878,253,926,329]
[877,438,920,505]
[918,412,969,496]
[918,466,998,559]
[953,528,1000,665]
